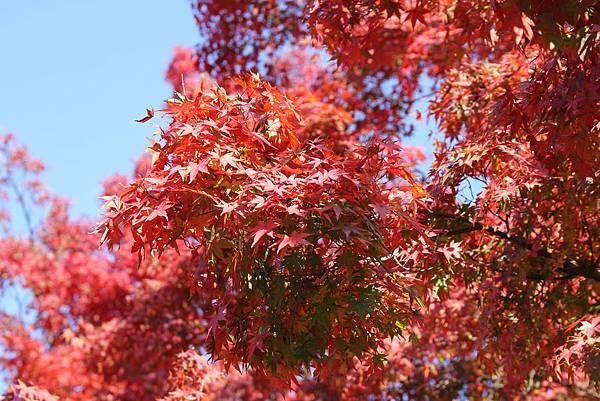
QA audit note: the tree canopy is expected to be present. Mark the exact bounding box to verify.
[1,1,599,400]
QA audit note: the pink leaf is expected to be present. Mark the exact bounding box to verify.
[276,232,310,253]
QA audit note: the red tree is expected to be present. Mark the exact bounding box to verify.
[1,1,599,400]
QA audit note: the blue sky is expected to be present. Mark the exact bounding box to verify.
[0,1,199,219]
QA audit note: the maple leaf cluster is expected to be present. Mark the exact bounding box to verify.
[1,0,599,400]
[98,73,427,381]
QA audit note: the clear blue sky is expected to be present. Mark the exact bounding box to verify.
[0,1,199,218]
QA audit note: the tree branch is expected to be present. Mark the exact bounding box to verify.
[426,210,600,282]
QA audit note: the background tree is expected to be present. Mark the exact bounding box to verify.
[1,1,599,400]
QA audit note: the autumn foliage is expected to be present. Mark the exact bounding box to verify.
[1,1,599,400]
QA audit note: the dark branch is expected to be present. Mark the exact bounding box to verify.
[426,210,600,282]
